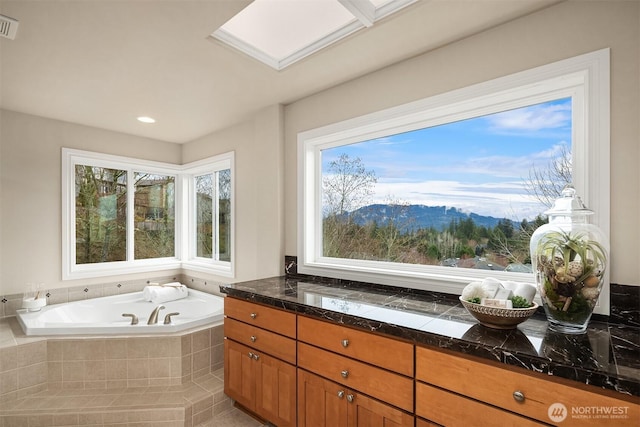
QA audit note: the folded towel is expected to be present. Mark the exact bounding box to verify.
[143,284,188,304]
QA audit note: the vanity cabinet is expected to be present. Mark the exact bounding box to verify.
[224,297,297,427]
[416,346,640,427]
[298,369,413,427]
[297,315,414,426]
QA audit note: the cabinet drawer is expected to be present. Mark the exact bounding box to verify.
[416,346,640,426]
[225,318,296,364]
[298,315,413,376]
[298,342,413,412]
[224,297,296,338]
[416,382,544,426]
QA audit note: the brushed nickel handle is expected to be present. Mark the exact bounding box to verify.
[341,370,349,379]
[122,313,138,325]
[248,352,254,359]
[250,335,257,342]
[341,339,349,348]
[250,312,257,319]
[253,353,260,361]
[163,312,180,324]
[513,391,525,402]
[346,394,354,403]
[337,390,345,399]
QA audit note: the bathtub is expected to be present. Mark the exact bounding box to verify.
[16,288,224,336]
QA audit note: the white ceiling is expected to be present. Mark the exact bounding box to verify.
[0,0,560,144]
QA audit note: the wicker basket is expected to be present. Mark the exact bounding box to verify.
[459,296,538,329]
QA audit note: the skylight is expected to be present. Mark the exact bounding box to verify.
[212,0,416,70]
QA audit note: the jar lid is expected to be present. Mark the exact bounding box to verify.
[544,184,593,217]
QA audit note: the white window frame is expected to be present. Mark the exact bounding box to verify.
[62,149,235,280]
[298,49,610,314]
[181,152,235,277]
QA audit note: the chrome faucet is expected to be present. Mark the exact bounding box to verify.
[147,305,165,325]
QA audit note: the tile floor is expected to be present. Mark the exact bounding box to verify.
[195,407,267,427]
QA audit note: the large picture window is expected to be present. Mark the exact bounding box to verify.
[298,49,609,313]
[63,149,234,279]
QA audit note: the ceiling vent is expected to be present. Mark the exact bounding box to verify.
[0,14,19,40]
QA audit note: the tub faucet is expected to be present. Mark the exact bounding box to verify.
[147,305,165,325]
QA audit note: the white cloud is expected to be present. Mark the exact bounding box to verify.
[486,102,571,132]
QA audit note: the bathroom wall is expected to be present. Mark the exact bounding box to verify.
[0,104,284,297]
[283,0,640,287]
[0,110,183,296]
[0,1,638,301]
[181,104,285,285]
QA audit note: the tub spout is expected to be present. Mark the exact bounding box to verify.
[147,305,165,325]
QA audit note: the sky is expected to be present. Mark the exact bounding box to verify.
[322,98,572,221]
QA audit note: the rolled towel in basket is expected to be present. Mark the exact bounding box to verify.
[143,283,188,304]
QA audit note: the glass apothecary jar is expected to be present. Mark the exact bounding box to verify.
[529,185,609,334]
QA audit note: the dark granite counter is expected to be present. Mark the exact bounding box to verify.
[220,276,640,398]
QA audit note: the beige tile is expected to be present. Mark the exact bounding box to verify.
[192,406,214,426]
[78,412,103,425]
[47,340,63,362]
[148,358,171,379]
[84,360,106,381]
[127,339,148,359]
[17,361,47,389]
[105,359,127,380]
[16,341,47,367]
[1,415,29,427]
[63,339,105,361]
[52,413,80,426]
[105,339,127,360]
[147,337,181,358]
[48,361,62,382]
[181,355,192,378]
[26,414,54,427]
[210,325,224,346]
[127,378,150,388]
[181,334,192,356]
[62,360,85,382]
[127,359,149,380]
[192,330,210,353]
[0,347,18,372]
[192,349,211,375]
[0,370,17,395]
[85,380,107,389]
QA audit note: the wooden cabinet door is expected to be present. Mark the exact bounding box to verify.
[224,339,256,411]
[255,352,297,427]
[348,391,414,427]
[298,369,348,427]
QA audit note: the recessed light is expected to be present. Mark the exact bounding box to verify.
[137,116,156,124]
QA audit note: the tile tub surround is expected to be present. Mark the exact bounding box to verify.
[220,276,640,398]
[0,317,226,426]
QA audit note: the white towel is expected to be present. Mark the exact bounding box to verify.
[142,284,188,304]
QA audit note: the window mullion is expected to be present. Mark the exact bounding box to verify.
[127,169,135,262]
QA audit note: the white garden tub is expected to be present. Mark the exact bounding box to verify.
[16,288,224,336]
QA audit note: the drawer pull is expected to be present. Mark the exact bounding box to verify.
[341,339,349,348]
[513,391,525,402]
[250,335,257,342]
[337,390,345,399]
[253,353,260,361]
[346,394,354,403]
[250,312,257,319]
[248,352,254,359]
[341,370,349,379]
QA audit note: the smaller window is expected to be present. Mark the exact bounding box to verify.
[182,152,234,277]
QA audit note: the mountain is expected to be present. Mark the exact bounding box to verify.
[346,204,512,232]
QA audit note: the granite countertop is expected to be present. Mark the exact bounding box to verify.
[220,276,640,398]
